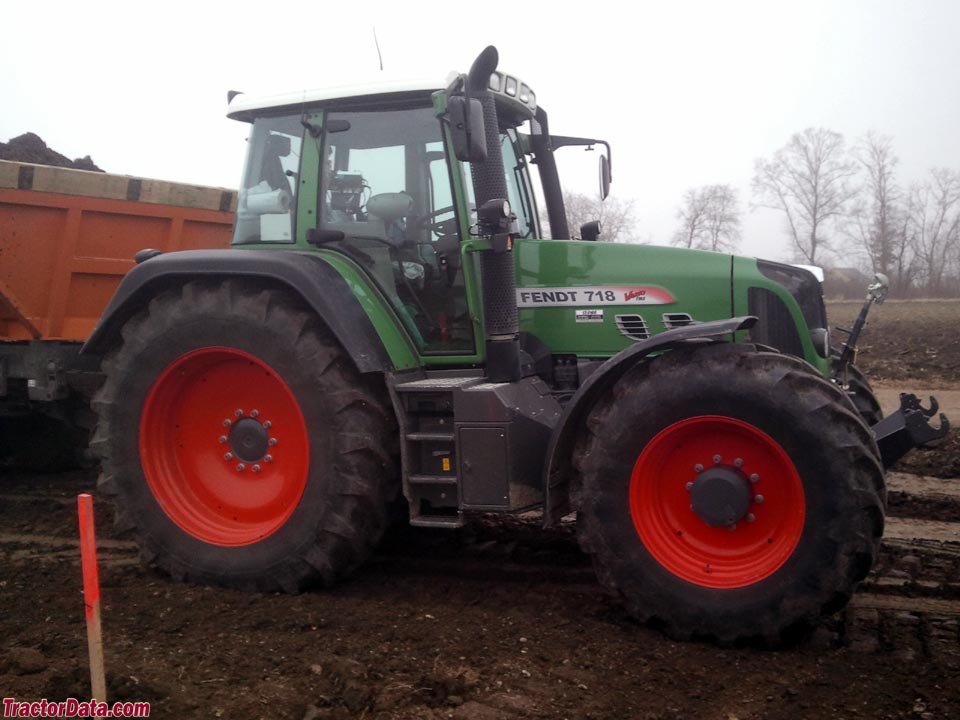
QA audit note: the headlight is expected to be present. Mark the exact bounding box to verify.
[809,327,831,358]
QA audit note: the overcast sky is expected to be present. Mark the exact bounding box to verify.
[3,0,958,263]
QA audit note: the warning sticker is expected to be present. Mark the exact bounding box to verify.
[517,286,675,308]
[577,310,603,322]
[575,309,604,323]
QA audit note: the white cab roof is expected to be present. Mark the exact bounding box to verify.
[227,74,458,120]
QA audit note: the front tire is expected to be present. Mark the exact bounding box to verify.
[834,358,884,426]
[92,280,397,592]
[574,344,884,643]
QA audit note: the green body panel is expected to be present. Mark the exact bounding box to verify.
[515,240,738,356]
[310,250,421,370]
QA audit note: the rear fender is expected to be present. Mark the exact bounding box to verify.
[542,316,758,524]
[81,249,402,373]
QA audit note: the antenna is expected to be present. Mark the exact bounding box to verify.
[373,27,384,71]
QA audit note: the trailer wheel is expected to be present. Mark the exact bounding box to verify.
[574,344,884,644]
[92,280,397,592]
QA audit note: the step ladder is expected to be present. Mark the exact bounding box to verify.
[392,376,481,528]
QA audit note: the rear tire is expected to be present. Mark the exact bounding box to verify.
[574,344,884,644]
[92,280,397,592]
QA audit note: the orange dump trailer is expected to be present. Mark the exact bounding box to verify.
[0,159,235,438]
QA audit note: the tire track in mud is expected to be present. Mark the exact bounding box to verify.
[1,471,958,654]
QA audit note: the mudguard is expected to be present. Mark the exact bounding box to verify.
[542,315,758,525]
[81,249,393,373]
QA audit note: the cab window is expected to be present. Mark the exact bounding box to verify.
[233,114,302,244]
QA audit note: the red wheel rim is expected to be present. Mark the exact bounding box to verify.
[630,416,805,589]
[140,347,309,546]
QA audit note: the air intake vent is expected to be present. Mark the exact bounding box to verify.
[662,312,697,329]
[615,314,650,341]
[747,287,804,356]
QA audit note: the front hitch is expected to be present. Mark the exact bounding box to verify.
[872,393,950,469]
[833,272,889,381]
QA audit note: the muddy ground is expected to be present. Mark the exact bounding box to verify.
[1,299,959,719]
[831,299,960,479]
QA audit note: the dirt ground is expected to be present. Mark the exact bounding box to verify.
[828,299,960,385]
[831,299,960,479]
[1,299,959,720]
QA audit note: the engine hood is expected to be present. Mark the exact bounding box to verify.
[513,239,735,356]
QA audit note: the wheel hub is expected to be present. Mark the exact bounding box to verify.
[229,417,269,462]
[690,465,752,527]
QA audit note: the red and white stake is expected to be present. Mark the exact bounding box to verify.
[77,493,107,703]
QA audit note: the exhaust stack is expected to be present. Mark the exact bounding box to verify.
[467,46,521,383]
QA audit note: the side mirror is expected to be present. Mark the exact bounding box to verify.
[599,155,611,200]
[580,220,602,242]
[447,96,487,162]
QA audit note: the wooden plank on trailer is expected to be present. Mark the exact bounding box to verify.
[29,164,130,200]
[0,160,237,213]
[0,161,19,189]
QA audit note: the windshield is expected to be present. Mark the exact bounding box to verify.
[233,114,302,244]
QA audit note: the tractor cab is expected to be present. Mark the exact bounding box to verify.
[226,71,604,360]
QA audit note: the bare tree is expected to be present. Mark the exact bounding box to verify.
[752,127,859,264]
[907,168,960,295]
[555,191,639,243]
[672,184,741,252]
[846,133,901,276]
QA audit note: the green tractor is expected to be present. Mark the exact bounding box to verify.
[85,47,947,643]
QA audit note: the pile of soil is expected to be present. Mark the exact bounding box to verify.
[0,132,102,172]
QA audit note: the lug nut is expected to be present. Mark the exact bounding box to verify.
[251,409,260,418]
[713,454,722,464]
[727,523,737,531]
[754,494,765,504]
[694,463,704,473]
[685,482,694,491]
[235,409,244,418]
[746,513,756,523]
[218,435,228,444]
[223,419,232,428]
[237,463,246,472]
[263,421,272,429]
[734,458,744,468]
[264,454,274,463]
[268,438,278,447]
[252,464,261,473]
[224,452,234,461]
[750,473,760,483]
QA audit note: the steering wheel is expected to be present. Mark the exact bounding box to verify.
[412,206,456,233]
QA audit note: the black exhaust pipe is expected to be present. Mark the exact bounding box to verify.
[467,46,521,383]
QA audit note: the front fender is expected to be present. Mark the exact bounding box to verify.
[542,316,758,524]
[81,249,400,374]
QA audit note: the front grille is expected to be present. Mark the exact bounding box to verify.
[747,287,804,356]
[662,312,697,329]
[615,314,650,341]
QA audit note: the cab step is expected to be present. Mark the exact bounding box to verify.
[409,513,465,529]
